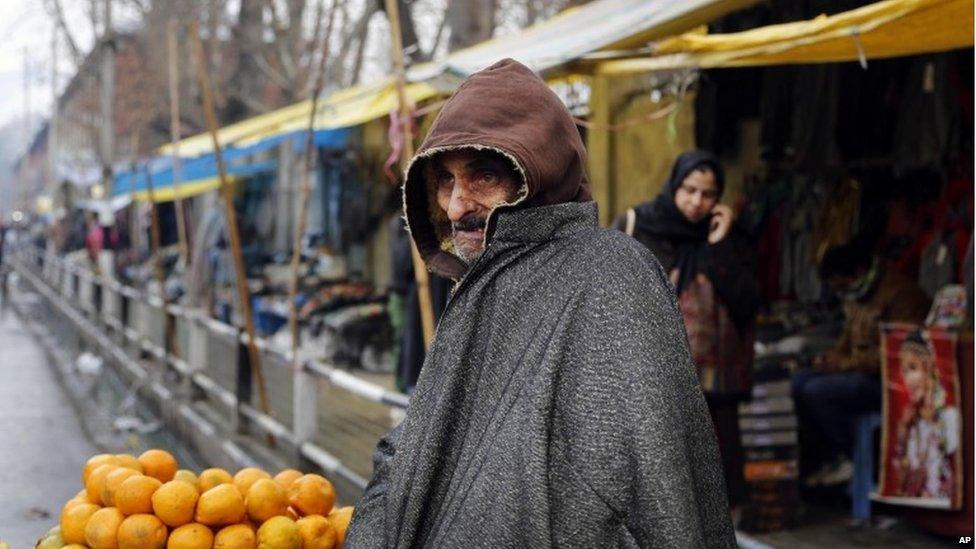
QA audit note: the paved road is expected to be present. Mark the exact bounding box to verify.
[0,303,97,548]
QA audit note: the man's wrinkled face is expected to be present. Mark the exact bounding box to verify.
[674,168,719,224]
[433,149,522,264]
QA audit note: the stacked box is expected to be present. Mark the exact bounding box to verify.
[738,374,801,532]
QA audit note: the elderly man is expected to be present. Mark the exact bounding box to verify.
[345,59,733,548]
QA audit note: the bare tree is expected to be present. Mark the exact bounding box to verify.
[446,1,497,52]
[378,0,427,62]
[224,0,266,119]
[329,1,378,87]
[44,0,84,67]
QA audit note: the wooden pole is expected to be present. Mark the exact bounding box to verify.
[135,134,178,358]
[287,0,336,368]
[99,0,115,198]
[167,18,190,268]
[384,0,435,347]
[135,134,163,291]
[189,22,274,439]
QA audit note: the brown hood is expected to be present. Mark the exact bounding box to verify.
[403,58,591,280]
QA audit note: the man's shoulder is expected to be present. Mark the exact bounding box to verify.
[557,226,666,283]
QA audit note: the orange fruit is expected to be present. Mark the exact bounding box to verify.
[61,502,101,544]
[328,507,354,548]
[83,454,121,484]
[102,467,140,507]
[198,468,234,493]
[115,454,144,473]
[64,490,90,512]
[287,474,335,517]
[245,478,288,524]
[214,524,256,549]
[151,480,199,527]
[63,545,88,549]
[273,469,303,491]
[173,469,200,491]
[233,467,271,495]
[86,464,118,505]
[85,506,125,548]
[195,483,246,527]
[116,475,162,516]
[296,515,337,549]
[117,514,167,549]
[62,499,87,514]
[256,516,302,549]
[167,522,214,549]
[138,449,178,483]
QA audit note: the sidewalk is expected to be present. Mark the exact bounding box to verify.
[0,302,97,548]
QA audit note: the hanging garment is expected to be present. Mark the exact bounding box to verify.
[919,230,959,298]
[893,56,960,174]
[792,64,840,174]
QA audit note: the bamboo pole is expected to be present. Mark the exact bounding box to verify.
[287,0,337,369]
[135,134,178,358]
[189,22,274,439]
[167,18,190,268]
[384,0,435,347]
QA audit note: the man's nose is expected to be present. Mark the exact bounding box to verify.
[447,182,475,222]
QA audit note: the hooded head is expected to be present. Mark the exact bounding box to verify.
[634,149,725,242]
[403,58,591,279]
[666,150,724,225]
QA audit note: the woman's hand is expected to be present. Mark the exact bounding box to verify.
[708,204,733,244]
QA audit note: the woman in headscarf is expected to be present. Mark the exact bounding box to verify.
[614,149,760,504]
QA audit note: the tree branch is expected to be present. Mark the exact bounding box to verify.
[238,92,268,113]
[332,1,375,85]
[254,51,294,90]
[44,0,83,67]
[427,7,449,59]
[119,0,151,17]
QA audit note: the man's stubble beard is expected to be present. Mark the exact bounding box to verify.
[453,236,484,265]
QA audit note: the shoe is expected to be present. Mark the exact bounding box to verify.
[871,516,898,530]
[819,458,853,486]
[803,464,828,487]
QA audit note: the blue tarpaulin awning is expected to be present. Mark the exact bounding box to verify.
[113,127,352,202]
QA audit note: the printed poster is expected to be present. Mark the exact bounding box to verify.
[876,324,962,510]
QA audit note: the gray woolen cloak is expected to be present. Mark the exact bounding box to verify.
[345,59,735,548]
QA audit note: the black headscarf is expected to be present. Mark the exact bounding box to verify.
[634,150,725,296]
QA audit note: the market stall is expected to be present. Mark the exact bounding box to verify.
[589,0,974,538]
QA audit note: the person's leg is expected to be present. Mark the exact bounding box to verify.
[793,367,828,476]
[800,372,881,456]
[707,397,746,507]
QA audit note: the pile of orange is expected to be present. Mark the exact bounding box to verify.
[35,449,353,549]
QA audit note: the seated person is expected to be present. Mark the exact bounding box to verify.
[794,242,930,486]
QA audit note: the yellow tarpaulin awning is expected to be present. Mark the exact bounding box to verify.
[159,80,440,157]
[596,0,974,75]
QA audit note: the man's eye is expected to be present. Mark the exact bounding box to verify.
[479,171,498,184]
[436,173,453,187]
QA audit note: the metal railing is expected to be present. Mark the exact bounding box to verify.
[14,246,410,492]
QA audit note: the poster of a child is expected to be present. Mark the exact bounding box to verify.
[878,325,962,509]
